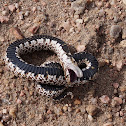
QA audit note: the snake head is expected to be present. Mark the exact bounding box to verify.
[65,63,83,83]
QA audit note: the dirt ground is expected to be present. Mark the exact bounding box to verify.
[0,0,126,126]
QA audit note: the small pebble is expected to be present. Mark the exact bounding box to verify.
[14,3,19,9]
[29,25,40,34]
[76,19,83,24]
[119,111,124,116]
[68,107,72,112]
[61,21,70,31]
[62,105,68,112]
[24,11,30,17]
[119,40,126,48]
[2,115,11,122]
[0,16,9,23]
[2,10,9,16]
[110,25,121,38]
[71,0,86,15]
[119,85,126,92]
[75,108,81,113]
[110,0,117,5]
[46,109,52,114]
[122,28,126,39]
[3,109,8,114]
[10,27,24,39]
[90,98,97,104]
[113,97,123,105]
[116,60,123,71]
[32,7,37,12]
[74,99,81,105]
[112,83,119,89]
[9,107,17,118]
[18,12,24,20]
[103,122,113,126]
[86,105,98,116]
[17,98,22,104]
[76,45,86,52]
[99,95,110,104]
[20,90,25,97]
[8,4,16,12]
[88,114,93,121]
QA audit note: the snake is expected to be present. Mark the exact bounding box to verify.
[4,35,98,100]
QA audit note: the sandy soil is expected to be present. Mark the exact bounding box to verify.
[0,0,126,126]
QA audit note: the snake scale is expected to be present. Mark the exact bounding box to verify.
[5,35,98,100]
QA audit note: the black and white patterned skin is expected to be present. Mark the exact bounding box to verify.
[5,35,98,99]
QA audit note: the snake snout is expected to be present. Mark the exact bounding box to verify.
[67,64,83,82]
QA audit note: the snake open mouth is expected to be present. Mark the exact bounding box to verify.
[68,69,77,82]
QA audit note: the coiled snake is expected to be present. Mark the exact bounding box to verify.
[5,35,98,100]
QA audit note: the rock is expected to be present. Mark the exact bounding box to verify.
[112,83,119,89]
[0,16,9,23]
[88,114,93,121]
[2,10,9,16]
[54,107,63,116]
[14,3,19,9]
[90,98,97,105]
[46,109,52,114]
[110,0,117,5]
[17,98,22,104]
[76,19,83,24]
[119,111,124,116]
[86,105,98,116]
[9,107,17,118]
[18,12,24,20]
[61,20,70,31]
[3,109,8,114]
[76,45,86,52]
[110,25,121,38]
[116,60,123,71]
[119,40,126,48]
[10,27,24,39]
[119,85,126,92]
[29,25,40,34]
[62,105,68,112]
[74,99,81,105]
[8,4,16,12]
[122,28,126,39]
[103,122,113,126]
[2,115,11,122]
[24,11,30,17]
[68,107,72,112]
[99,95,110,104]
[75,108,81,113]
[32,7,37,12]
[20,90,25,97]
[113,97,123,105]
[123,0,126,5]
[71,0,86,15]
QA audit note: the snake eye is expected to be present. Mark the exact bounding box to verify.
[68,69,77,82]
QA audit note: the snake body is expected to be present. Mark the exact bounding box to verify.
[5,35,98,99]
